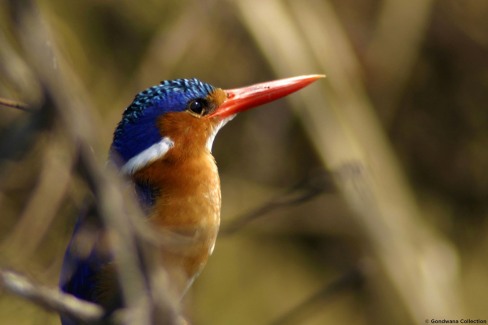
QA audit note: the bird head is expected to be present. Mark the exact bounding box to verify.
[111,75,323,175]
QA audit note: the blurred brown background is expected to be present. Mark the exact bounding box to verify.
[0,0,487,324]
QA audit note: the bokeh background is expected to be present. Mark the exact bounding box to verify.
[1,0,487,324]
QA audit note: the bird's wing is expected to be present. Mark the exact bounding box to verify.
[59,200,121,324]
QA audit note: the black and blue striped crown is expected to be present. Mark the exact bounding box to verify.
[121,78,215,125]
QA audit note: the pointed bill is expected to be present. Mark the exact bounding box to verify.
[208,74,325,118]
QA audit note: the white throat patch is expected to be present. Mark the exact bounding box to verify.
[121,137,174,175]
[206,115,236,152]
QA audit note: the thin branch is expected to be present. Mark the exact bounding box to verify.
[222,169,334,235]
[0,97,30,111]
[0,269,104,324]
[269,265,364,325]
[0,89,54,186]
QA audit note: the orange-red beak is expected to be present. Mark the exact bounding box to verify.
[209,74,324,118]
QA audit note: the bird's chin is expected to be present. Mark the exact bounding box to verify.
[206,114,235,152]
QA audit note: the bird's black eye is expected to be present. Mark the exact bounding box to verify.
[187,99,207,116]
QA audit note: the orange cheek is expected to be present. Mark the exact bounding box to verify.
[156,112,217,153]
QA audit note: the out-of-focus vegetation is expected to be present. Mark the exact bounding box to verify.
[0,0,487,324]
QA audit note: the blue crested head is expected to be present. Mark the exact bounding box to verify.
[111,78,215,163]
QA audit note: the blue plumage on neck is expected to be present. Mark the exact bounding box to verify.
[112,111,162,163]
[135,181,159,210]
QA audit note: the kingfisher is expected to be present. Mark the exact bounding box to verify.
[59,75,323,324]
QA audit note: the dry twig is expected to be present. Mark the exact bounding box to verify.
[0,269,104,324]
[0,97,30,111]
